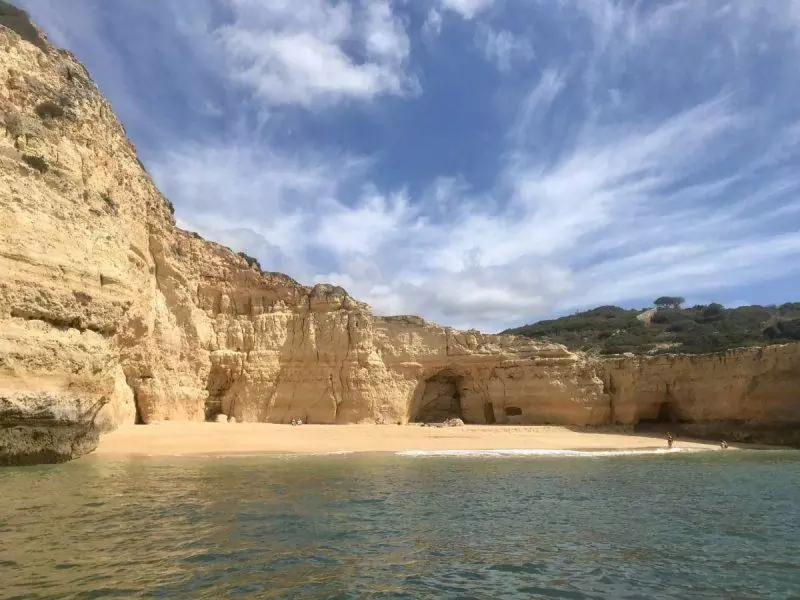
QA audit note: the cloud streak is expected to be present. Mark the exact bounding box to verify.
[475,25,534,71]
[437,0,496,20]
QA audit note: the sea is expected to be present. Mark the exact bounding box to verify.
[2,449,799,599]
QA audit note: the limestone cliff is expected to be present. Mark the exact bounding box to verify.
[0,12,606,463]
[0,10,798,464]
[604,345,800,446]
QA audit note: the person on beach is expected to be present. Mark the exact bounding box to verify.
[666,432,674,449]
[720,440,728,449]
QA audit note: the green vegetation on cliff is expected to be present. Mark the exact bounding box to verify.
[504,302,800,355]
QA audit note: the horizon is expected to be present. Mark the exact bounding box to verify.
[17,0,800,332]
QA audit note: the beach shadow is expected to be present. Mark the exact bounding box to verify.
[559,423,787,451]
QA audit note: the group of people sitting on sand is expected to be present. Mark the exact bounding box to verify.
[666,432,728,450]
[290,418,305,426]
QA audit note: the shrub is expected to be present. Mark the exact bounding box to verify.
[505,301,800,355]
[765,318,800,341]
[0,2,48,50]
[779,320,800,340]
[4,111,44,138]
[100,191,118,215]
[22,154,48,172]
[665,320,694,333]
[237,252,261,271]
[703,303,724,318]
[651,309,682,325]
[35,100,64,119]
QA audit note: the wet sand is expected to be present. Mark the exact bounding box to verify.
[93,423,726,457]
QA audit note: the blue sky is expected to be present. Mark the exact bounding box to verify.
[18,0,800,331]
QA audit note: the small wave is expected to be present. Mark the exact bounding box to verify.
[396,448,707,458]
[96,450,357,461]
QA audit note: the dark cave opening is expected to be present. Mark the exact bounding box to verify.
[484,402,497,424]
[636,400,686,431]
[415,372,463,423]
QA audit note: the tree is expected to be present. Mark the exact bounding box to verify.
[702,303,724,318]
[654,296,685,310]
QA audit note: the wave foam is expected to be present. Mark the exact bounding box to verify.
[396,448,707,458]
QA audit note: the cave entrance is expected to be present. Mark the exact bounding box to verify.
[415,372,463,423]
[484,402,497,424]
[655,400,675,423]
[636,400,680,432]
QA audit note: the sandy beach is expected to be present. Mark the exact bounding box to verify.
[92,423,727,457]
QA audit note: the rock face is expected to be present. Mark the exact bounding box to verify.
[1,8,142,464]
[0,392,101,465]
[604,345,800,446]
[0,11,798,463]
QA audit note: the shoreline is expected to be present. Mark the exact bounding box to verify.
[89,423,746,459]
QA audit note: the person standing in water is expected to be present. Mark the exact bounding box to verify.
[666,432,674,449]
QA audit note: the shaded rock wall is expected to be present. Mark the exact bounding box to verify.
[0,391,102,465]
[1,13,798,463]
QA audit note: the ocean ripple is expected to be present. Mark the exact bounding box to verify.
[1,451,799,599]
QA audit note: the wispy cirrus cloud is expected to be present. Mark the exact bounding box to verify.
[422,8,444,36]
[17,0,800,332]
[437,0,496,20]
[424,0,496,37]
[475,25,534,71]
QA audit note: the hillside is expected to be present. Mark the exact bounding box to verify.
[504,303,800,355]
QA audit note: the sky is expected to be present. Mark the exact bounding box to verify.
[17,0,800,332]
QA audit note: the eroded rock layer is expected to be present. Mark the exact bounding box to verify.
[0,12,798,463]
[604,345,800,445]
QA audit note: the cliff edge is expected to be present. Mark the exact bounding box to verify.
[1,10,798,464]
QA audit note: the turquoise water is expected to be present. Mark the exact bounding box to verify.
[2,451,799,599]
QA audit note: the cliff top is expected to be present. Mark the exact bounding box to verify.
[505,303,800,355]
[0,1,46,51]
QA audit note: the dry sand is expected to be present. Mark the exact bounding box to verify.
[92,423,726,458]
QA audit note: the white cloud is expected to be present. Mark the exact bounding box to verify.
[423,8,444,36]
[438,0,496,20]
[210,0,415,107]
[363,0,410,60]
[148,137,371,280]
[510,68,566,144]
[316,189,415,255]
[475,25,533,71]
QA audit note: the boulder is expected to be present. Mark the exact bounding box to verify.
[0,393,104,466]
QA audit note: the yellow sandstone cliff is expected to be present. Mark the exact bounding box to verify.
[0,10,797,463]
[604,344,800,445]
